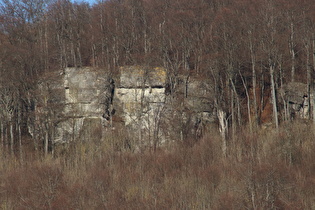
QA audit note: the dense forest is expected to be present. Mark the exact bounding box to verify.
[1,0,315,209]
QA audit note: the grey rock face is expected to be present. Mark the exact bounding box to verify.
[63,67,109,117]
[57,67,113,142]
[114,70,217,146]
[280,82,310,120]
[31,66,217,150]
[30,67,113,144]
[113,66,167,148]
[118,66,166,88]
[29,67,315,152]
[160,76,216,142]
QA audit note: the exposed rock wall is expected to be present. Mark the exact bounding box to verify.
[161,75,216,142]
[113,66,167,148]
[55,67,113,142]
[32,66,217,150]
[280,82,312,120]
[31,67,315,153]
[113,67,217,147]
[30,67,113,145]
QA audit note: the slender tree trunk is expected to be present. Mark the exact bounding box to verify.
[312,38,315,123]
[230,78,241,126]
[251,59,258,124]
[249,31,258,126]
[185,75,189,98]
[1,122,3,148]
[5,123,8,152]
[306,42,311,119]
[77,43,82,67]
[17,113,22,161]
[290,22,295,82]
[279,59,289,121]
[45,129,48,155]
[218,109,227,157]
[44,17,49,71]
[313,37,315,74]
[231,89,235,139]
[239,69,252,133]
[33,106,38,151]
[10,122,14,155]
[51,126,55,156]
[269,62,279,129]
[260,63,265,123]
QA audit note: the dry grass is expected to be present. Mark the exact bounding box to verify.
[0,122,315,209]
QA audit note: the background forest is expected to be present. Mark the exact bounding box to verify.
[0,0,315,209]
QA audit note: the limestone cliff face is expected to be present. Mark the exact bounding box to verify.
[63,67,110,118]
[280,82,311,120]
[30,67,113,144]
[117,66,166,88]
[113,67,217,145]
[55,67,112,142]
[113,66,167,148]
[32,66,217,149]
[30,68,315,151]
[161,76,216,142]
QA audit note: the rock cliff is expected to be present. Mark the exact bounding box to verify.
[113,66,167,148]
[31,66,217,149]
[280,82,311,120]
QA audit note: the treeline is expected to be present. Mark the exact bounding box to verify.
[0,0,315,153]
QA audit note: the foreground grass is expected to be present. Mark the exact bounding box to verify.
[0,122,314,209]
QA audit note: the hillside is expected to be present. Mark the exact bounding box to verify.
[0,0,315,208]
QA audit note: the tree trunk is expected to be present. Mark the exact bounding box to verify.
[290,22,295,82]
[218,109,227,157]
[45,129,49,155]
[239,69,252,133]
[18,121,22,161]
[249,31,258,126]
[10,122,14,155]
[1,123,3,148]
[5,123,8,152]
[279,60,289,121]
[230,78,241,126]
[269,63,279,129]
[231,89,235,139]
[312,37,315,123]
[306,42,311,119]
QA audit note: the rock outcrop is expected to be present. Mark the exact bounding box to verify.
[161,75,216,142]
[113,67,217,147]
[31,66,217,150]
[280,82,311,120]
[29,67,113,145]
[113,66,167,148]
[56,67,113,142]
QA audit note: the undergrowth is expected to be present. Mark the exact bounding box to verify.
[0,122,314,209]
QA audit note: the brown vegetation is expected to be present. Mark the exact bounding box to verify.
[0,0,315,208]
[0,0,314,152]
[0,123,315,209]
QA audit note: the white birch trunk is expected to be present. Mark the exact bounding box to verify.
[45,130,48,155]
[218,109,227,157]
